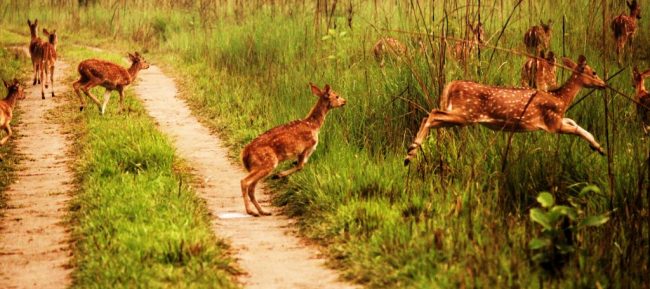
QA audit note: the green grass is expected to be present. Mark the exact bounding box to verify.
[45,44,238,288]
[3,1,649,288]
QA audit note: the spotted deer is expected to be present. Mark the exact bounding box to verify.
[612,0,641,65]
[240,83,346,216]
[404,55,607,166]
[39,28,57,99]
[0,79,26,146]
[27,19,43,86]
[452,22,485,62]
[632,67,650,133]
[521,51,557,91]
[72,52,150,114]
[524,20,552,55]
[372,37,408,68]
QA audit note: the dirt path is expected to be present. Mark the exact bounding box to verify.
[135,65,356,289]
[0,55,73,289]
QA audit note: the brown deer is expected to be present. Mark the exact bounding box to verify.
[521,51,557,91]
[72,52,150,114]
[372,37,408,68]
[404,55,607,166]
[27,19,43,86]
[524,20,552,55]
[39,28,57,99]
[452,22,485,62]
[240,83,346,216]
[0,79,26,146]
[632,67,650,133]
[612,0,641,65]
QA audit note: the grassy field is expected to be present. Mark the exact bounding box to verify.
[2,1,649,288]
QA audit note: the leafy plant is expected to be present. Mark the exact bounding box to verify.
[529,187,610,276]
[320,28,350,62]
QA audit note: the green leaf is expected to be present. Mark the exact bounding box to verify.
[529,237,551,250]
[551,205,578,220]
[530,208,552,230]
[321,35,331,41]
[537,192,554,208]
[326,55,337,60]
[579,215,609,227]
[579,185,601,196]
[339,31,348,37]
[328,29,337,35]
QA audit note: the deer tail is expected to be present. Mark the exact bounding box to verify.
[439,81,454,110]
[241,147,252,172]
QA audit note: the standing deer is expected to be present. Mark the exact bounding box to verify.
[452,22,485,62]
[72,52,150,114]
[0,79,26,146]
[240,83,346,216]
[372,37,408,68]
[524,20,552,55]
[632,67,650,133]
[39,28,57,99]
[404,55,607,166]
[27,19,43,86]
[612,0,641,65]
[521,51,557,91]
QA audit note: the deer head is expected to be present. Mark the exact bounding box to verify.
[128,52,150,70]
[632,66,650,94]
[42,28,57,45]
[628,0,641,19]
[3,79,25,100]
[471,22,485,44]
[27,19,38,37]
[562,55,606,89]
[310,83,346,108]
[540,20,552,34]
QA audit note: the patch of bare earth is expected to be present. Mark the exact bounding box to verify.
[135,65,357,289]
[0,55,73,289]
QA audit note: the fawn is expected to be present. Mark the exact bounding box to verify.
[452,22,485,62]
[612,0,641,65]
[524,20,552,55]
[39,28,58,99]
[0,79,26,146]
[521,51,557,91]
[27,19,43,86]
[73,52,150,114]
[632,67,650,133]
[372,37,408,68]
[405,55,607,165]
[240,83,346,216]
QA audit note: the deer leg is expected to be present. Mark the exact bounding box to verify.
[0,125,12,146]
[118,88,125,112]
[81,80,103,111]
[73,80,87,111]
[101,90,112,115]
[241,167,274,216]
[274,145,315,178]
[558,118,605,155]
[49,65,55,97]
[404,111,467,165]
[32,62,39,86]
[40,64,46,99]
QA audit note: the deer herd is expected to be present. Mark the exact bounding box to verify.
[0,3,649,216]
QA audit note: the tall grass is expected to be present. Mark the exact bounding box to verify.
[2,1,648,288]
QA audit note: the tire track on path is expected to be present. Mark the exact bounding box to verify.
[0,53,72,289]
[135,65,356,289]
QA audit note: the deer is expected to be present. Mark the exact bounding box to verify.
[72,52,150,115]
[404,55,607,166]
[27,19,43,86]
[452,22,485,62]
[524,20,552,55]
[612,0,641,65]
[632,67,650,134]
[240,83,346,216]
[39,28,57,99]
[521,51,557,91]
[372,37,408,68]
[0,79,26,147]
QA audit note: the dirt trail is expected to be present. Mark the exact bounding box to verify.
[135,65,356,289]
[0,54,73,289]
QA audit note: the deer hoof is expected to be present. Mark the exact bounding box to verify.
[271,174,281,180]
[404,158,411,166]
[259,210,272,216]
[591,145,606,156]
[51,92,55,97]
[246,210,260,217]
[32,79,37,86]
[45,84,48,89]
[41,93,45,100]
[79,106,84,112]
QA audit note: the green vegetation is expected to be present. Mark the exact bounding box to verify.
[2,1,649,288]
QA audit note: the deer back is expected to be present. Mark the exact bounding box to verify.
[78,59,132,88]
[373,37,407,59]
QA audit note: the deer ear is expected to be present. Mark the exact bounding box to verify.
[3,79,8,89]
[577,55,587,66]
[323,84,331,94]
[546,52,555,63]
[42,28,50,36]
[135,51,141,57]
[562,57,577,69]
[27,19,31,26]
[128,53,136,61]
[310,83,322,97]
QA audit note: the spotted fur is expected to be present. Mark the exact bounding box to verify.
[405,55,607,165]
[0,79,26,147]
[372,37,408,68]
[240,83,346,216]
[39,28,57,99]
[524,20,552,55]
[632,67,650,133]
[452,22,485,62]
[612,0,641,64]
[521,51,557,91]
[72,52,150,115]
[27,19,44,86]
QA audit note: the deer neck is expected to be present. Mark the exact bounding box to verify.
[636,80,647,100]
[553,73,584,108]
[29,29,37,40]
[304,98,330,129]
[127,63,141,82]
[4,91,19,108]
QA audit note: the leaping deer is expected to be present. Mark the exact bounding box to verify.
[612,0,641,65]
[521,51,557,91]
[524,20,552,55]
[240,83,346,216]
[0,79,26,146]
[404,55,607,166]
[632,67,650,133]
[72,52,150,114]
[39,28,57,99]
[27,19,43,86]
